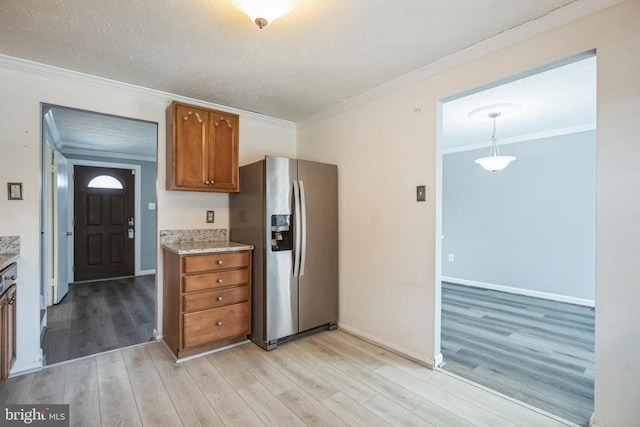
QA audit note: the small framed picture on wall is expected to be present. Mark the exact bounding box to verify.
[8,183,23,200]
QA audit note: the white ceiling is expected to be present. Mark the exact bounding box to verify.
[3,1,600,157]
[441,54,596,152]
[1,0,581,123]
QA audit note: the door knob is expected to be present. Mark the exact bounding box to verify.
[66,232,73,236]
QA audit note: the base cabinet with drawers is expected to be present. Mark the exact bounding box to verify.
[163,250,251,358]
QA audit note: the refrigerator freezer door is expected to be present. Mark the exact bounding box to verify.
[297,160,339,332]
[265,156,299,342]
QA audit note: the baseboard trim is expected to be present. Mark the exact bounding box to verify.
[338,323,437,369]
[441,276,595,307]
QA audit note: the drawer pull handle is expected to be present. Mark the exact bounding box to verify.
[8,297,15,305]
[217,296,223,301]
[217,260,223,265]
[217,321,223,326]
[9,275,16,281]
[217,279,223,283]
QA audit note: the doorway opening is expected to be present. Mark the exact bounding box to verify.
[436,52,596,426]
[40,104,158,365]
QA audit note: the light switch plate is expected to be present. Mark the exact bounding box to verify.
[206,210,215,223]
[416,185,426,202]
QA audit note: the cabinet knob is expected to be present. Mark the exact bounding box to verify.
[205,180,210,185]
[217,279,223,284]
[8,297,15,305]
[217,321,223,326]
[217,260,223,265]
[217,296,223,301]
[9,275,15,281]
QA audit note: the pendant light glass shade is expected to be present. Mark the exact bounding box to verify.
[229,0,300,28]
[475,154,516,172]
[474,112,516,172]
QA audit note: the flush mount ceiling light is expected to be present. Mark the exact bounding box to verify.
[469,103,522,172]
[229,0,300,29]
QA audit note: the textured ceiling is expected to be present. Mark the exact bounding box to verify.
[0,0,579,122]
[44,107,158,160]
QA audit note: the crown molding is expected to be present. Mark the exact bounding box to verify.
[441,122,596,155]
[297,0,623,128]
[0,54,295,130]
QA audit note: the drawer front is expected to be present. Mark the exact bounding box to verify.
[184,251,250,274]
[183,286,249,312]
[183,268,249,293]
[183,302,250,348]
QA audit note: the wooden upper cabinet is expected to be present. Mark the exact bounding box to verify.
[167,101,239,192]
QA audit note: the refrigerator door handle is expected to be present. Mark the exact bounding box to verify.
[293,180,302,278]
[299,180,307,277]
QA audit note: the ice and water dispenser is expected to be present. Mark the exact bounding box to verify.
[271,214,293,251]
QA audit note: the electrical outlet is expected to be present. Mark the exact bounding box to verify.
[448,253,455,262]
[206,210,215,223]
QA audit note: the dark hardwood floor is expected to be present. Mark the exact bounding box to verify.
[42,275,155,365]
[441,281,595,426]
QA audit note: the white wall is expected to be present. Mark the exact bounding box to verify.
[0,60,296,374]
[297,2,640,426]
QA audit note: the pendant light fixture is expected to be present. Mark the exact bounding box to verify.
[229,0,300,28]
[470,103,521,172]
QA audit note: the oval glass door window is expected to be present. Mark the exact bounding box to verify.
[87,175,124,189]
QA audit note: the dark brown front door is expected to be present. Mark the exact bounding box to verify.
[74,166,135,281]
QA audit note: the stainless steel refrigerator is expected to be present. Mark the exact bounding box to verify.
[230,156,338,350]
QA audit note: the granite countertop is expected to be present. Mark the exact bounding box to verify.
[0,236,20,271]
[0,253,19,272]
[161,240,254,255]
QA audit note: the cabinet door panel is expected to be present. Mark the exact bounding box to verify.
[209,112,239,191]
[183,302,250,348]
[174,104,208,188]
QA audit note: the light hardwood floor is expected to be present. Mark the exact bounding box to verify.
[1,330,576,426]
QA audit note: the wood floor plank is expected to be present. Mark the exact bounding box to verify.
[321,392,392,427]
[96,350,142,427]
[280,341,378,404]
[252,343,340,401]
[298,337,426,411]
[236,381,306,426]
[313,331,387,370]
[146,342,225,427]
[441,282,594,425]
[43,276,155,365]
[363,395,437,427]
[412,399,478,427]
[2,331,576,427]
[277,387,349,427]
[320,330,434,382]
[427,372,570,427]
[25,364,67,404]
[121,345,183,427]
[228,343,298,396]
[0,371,35,404]
[63,358,100,427]
[206,349,259,389]
[183,357,265,427]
